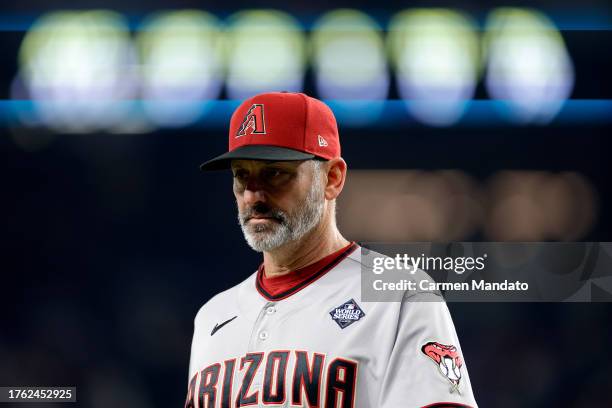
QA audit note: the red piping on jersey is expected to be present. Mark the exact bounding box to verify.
[256,242,358,301]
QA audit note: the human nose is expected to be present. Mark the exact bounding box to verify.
[242,176,267,206]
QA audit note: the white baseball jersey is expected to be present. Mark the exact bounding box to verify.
[186,243,478,407]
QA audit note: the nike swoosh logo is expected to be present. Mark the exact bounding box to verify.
[211,315,238,336]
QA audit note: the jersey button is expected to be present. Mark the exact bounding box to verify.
[258,330,269,340]
[266,306,276,315]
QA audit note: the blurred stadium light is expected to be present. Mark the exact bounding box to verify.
[16,11,137,133]
[137,10,224,127]
[388,9,480,126]
[484,8,575,124]
[7,8,599,133]
[485,171,597,240]
[224,10,306,99]
[311,9,388,125]
[338,170,483,241]
[338,170,597,241]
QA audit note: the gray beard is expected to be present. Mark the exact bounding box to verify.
[237,170,325,252]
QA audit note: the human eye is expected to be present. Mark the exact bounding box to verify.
[268,168,285,177]
[262,167,292,185]
[232,169,249,182]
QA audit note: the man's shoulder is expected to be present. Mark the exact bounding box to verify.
[349,245,444,300]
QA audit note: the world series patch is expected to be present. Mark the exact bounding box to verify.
[329,299,365,329]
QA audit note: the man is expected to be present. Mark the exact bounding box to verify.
[186,92,478,407]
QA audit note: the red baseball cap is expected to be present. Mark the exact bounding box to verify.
[200,92,341,171]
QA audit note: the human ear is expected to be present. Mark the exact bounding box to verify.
[324,158,347,201]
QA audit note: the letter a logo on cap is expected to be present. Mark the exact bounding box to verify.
[236,104,266,138]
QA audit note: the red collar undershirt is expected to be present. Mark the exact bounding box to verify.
[257,242,357,299]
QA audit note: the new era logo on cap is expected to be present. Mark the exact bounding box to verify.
[199,92,341,171]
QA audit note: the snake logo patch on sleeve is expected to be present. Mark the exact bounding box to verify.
[421,341,463,392]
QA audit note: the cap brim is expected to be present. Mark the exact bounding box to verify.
[200,145,316,171]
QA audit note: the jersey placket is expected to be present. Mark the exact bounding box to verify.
[248,301,277,351]
[244,300,277,394]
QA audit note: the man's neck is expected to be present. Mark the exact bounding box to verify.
[262,221,350,278]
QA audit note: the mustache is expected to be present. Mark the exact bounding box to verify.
[240,202,288,224]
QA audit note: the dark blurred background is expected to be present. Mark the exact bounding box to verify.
[1,0,611,407]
